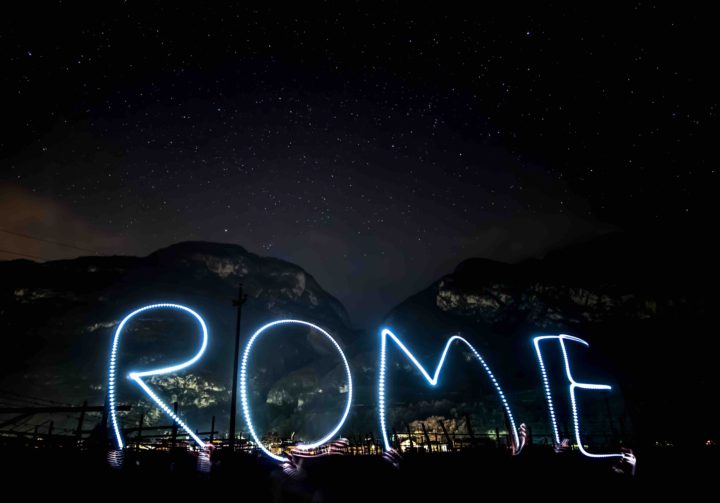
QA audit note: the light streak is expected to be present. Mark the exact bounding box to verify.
[240,319,353,462]
[378,328,520,451]
[533,334,623,458]
[108,303,208,449]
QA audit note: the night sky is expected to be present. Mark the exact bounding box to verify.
[1,3,716,329]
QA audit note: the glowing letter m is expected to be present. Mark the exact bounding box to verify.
[378,328,520,450]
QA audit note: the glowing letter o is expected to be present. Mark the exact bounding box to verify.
[240,319,353,461]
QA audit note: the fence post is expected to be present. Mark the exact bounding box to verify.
[171,402,179,448]
[136,413,144,449]
[406,423,414,451]
[75,400,87,445]
[464,414,475,446]
[47,421,54,448]
[440,420,454,451]
[421,422,432,452]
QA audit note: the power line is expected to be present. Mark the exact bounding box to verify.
[0,228,99,254]
[0,248,48,261]
[0,389,72,407]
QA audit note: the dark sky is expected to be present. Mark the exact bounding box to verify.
[0,3,715,329]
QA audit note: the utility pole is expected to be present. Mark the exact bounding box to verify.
[228,283,248,451]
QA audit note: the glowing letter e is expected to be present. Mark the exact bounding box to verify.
[378,328,520,451]
[240,320,353,462]
[108,303,209,449]
[533,334,622,459]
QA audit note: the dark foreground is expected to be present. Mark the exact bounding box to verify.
[0,446,713,501]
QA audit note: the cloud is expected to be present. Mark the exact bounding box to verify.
[0,182,129,261]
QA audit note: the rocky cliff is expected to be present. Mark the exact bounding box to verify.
[0,241,357,440]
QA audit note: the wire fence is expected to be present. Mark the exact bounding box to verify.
[0,389,631,456]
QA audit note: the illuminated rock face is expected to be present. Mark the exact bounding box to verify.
[432,261,682,331]
[386,232,709,337]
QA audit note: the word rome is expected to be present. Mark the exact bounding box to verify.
[107,303,625,461]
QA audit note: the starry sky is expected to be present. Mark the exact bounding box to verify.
[0,3,716,329]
